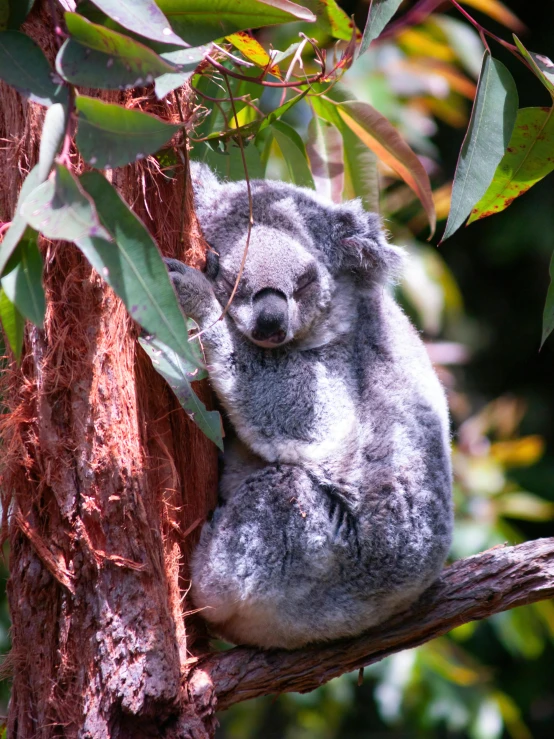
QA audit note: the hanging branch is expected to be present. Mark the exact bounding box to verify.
[187,538,554,711]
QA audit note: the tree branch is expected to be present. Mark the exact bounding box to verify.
[188,538,554,711]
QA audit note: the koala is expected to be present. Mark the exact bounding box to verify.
[166,162,453,650]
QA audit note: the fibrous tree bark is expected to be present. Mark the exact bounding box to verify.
[1,5,554,739]
[0,4,218,737]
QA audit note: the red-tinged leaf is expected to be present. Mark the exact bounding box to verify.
[306,116,344,203]
[336,100,435,235]
[468,107,554,224]
[461,0,525,33]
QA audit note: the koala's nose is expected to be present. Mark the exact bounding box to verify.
[252,288,288,346]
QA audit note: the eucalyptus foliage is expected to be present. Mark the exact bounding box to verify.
[0,0,553,436]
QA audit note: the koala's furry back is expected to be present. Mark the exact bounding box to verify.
[174,165,453,649]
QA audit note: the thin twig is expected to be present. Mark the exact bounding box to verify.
[450,0,523,60]
[218,72,254,322]
[174,88,189,251]
[206,56,325,88]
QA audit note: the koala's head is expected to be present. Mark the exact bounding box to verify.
[190,162,403,348]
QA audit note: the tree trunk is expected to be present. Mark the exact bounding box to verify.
[0,4,218,737]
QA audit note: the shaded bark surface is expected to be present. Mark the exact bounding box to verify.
[0,4,218,737]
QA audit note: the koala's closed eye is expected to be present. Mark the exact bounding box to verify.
[294,268,318,296]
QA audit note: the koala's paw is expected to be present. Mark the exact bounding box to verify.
[164,258,219,324]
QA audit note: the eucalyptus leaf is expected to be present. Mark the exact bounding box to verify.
[21,163,111,243]
[337,100,434,233]
[0,286,24,361]
[194,140,264,181]
[442,52,518,242]
[469,107,554,224]
[86,0,187,46]
[311,94,379,212]
[0,0,8,30]
[359,0,403,56]
[80,170,203,367]
[289,0,355,41]
[306,116,344,204]
[155,0,316,46]
[38,103,67,183]
[6,0,35,30]
[155,45,209,99]
[56,13,176,90]
[75,95,179,168]
[0,31,68,106]
[0,166,41,277]
[1,235,45,328]
[271,120,315,189]
[139,334,222,450]
[514,36,554,98]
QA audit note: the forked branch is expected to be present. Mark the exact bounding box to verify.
[189,538,554,711]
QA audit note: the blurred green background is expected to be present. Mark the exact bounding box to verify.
[212,1,554,737]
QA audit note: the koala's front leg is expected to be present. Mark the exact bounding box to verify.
[165,258,221,328]
[165,258,235,389]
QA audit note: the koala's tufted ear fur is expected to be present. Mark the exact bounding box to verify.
[329,201,404,282]
[189,161,220,215]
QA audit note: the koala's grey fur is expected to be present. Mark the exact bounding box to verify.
[166,162,453,650]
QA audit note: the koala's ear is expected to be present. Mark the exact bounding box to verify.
[189,161,220,214]
[330,201,404,282]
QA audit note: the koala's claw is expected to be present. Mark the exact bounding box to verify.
[163,257,189,275]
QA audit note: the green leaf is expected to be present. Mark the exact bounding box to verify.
[0,286,25,361]
[306,115,344,203]
[80,170,203,367]
[21,163,111,243]
[56,13,176,90]
[38,103,67,183]
[442,52,518,242]
[156,0,316,46]
[468,107,554,224]
[1,235,45,327]
[139,335,222,450]
[300,0,357,41]
[337,99,435,233]
[514,36,554,99]
[271,119,315,189]
[195,141,264,181]
[0,166,41,276]
[311,94,379,212]
[75,95,179,168]
[6,0,35,30]
[0,0,8,30]
[359,0,403,56]
[155,45,209,99]
[542,250,554,346]
[0,31,68,106]
[86,0,188,46]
